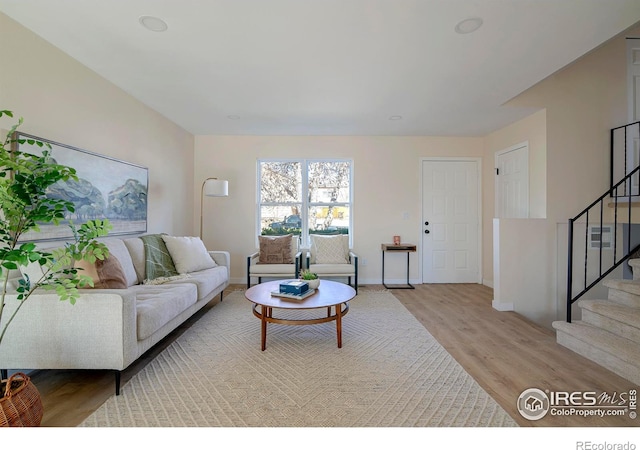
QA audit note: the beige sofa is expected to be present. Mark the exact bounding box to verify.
[0,235,229,395]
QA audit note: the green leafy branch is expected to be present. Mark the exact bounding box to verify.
[0,111,112,346]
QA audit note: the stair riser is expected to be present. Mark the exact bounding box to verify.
[607,288,640,307]
[629,261,640,280]
[556,330,640,385]
[581,309,640,344]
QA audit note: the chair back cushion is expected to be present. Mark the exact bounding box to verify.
[310,234,349,264]
[258,234,297,264]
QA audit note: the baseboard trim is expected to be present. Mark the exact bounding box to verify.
[234,277,422,286]
[492,300,514,311]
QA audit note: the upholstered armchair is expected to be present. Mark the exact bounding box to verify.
[304,234,358,293]
[247,234,302,288]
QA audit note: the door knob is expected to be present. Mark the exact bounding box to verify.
[425,229,430,234]
[424,221,429,226]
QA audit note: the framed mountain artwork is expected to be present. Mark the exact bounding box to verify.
[12,132,148,241]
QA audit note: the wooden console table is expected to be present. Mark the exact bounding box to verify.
[381,243,417,289]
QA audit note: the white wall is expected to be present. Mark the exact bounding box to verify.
[0,13,195,236]
[493,218,554,325]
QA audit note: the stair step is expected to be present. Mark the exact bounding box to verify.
[578,299,640,343]
[552,320,640,385]
[602,279,640,307]
[628,259,640,280]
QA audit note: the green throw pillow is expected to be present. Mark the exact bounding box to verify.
[140,234,179,280]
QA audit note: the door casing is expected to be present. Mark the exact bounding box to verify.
[420,157,482,284]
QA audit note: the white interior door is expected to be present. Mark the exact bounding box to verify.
[422,159,480,283]
[495,143,529,218]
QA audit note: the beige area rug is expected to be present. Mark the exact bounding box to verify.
[80,290,517,427]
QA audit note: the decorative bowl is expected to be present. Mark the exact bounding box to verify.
[306,278,320,290]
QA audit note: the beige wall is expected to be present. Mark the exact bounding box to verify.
[508,26,636,220]
[195,135,484,284]
[485,23,640,327]
[0,13,195,236]
[482,109,547,285]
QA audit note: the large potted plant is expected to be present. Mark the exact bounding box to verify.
[0,110,112,426]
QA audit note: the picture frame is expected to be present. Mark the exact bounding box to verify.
[12,132,148,242]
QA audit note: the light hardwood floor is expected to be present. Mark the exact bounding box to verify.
[26,283,637,427]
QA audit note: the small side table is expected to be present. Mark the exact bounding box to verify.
[381,243,417,289]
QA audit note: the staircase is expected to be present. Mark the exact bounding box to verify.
[554,120,640,385]
[553,261,640,385]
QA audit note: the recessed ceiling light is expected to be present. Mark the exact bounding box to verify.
[455,17,483,34]
[389,115,403,121]
[227,115,240,120]
[139,16,168,32]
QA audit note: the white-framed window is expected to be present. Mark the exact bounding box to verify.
[257,159,353,246]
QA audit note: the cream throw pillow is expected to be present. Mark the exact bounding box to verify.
[161,236,217,274]
[311,234,349,264]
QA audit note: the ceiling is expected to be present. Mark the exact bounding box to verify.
[1,0,640,137]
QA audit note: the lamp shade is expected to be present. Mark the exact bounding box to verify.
[203,178,228,197]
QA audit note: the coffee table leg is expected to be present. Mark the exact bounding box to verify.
[336,304,342,348]
[261,305,267,351]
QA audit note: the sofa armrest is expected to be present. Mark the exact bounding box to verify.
[0,290,138,371]
[209,250,230,271]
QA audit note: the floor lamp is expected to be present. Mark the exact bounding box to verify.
[200,177,229,239]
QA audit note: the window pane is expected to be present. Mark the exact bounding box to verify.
[258,159,351,243]
[260,161,301,202]
[308,161,350,203]
[309,205,350,235]
[260,205,302,235]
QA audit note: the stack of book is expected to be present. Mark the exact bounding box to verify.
[271,280,316,300]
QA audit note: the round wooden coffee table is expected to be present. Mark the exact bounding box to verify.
[245,279,356,351]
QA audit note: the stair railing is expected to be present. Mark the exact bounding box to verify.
[567,122,640,322]
[610,121,640,197]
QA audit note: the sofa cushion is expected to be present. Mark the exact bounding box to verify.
[133,283,198,340]
[75,255,127,289]
[258,234,294,264]
[123,237,145,284]
[170,265,228,301]
[250,263,298,276]
[20,260,48,286]
[308,263,355,275]
[100,238,138,287]
[310,234,349,264]
[19,243,72,286]
[161,235,217,274]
